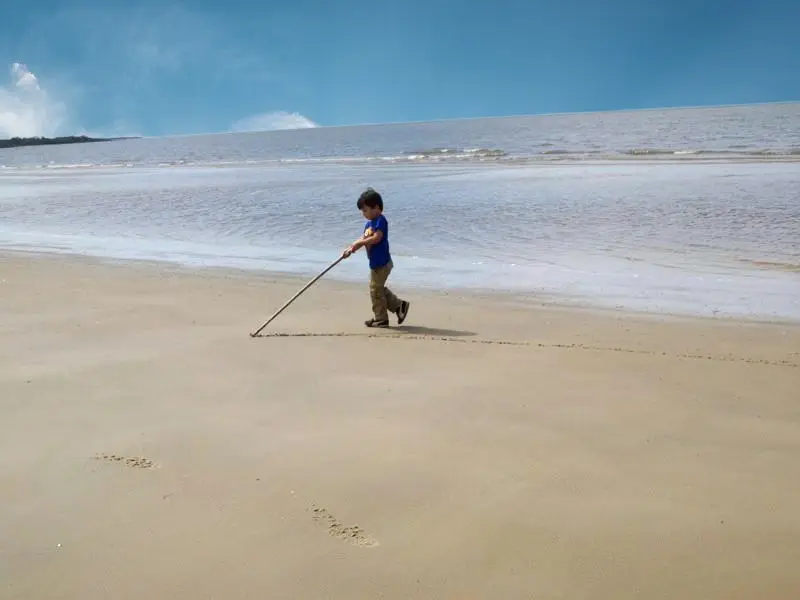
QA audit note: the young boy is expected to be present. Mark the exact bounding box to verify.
[342,187,410,328]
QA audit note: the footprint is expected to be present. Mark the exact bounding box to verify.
[308,504,378,547]
[92,454,156,469]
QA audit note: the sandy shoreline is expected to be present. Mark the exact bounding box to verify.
[1,253,799,599]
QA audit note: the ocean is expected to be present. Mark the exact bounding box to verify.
[1,103,799,320]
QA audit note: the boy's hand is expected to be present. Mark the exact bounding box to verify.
[342,244,357,258]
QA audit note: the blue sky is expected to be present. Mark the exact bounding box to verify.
[1,0,798,138]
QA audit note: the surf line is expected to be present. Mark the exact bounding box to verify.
[255,332,799,369]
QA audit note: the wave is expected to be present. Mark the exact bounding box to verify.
[402,147,507,159]
[398,146,799,161]
[2,146,799,171]
[623,148,800,157]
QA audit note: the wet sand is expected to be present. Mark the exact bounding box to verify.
[1,253,799,599]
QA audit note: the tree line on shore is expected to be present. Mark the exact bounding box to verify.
[0,135,138,149]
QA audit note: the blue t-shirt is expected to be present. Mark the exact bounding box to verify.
[364,214,391,269]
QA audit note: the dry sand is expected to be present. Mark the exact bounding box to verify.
[1,253,799,599]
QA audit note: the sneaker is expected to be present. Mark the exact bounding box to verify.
[397,300,410,325]
[364,318,390,328]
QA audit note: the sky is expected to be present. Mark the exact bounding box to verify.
[1,0,798,138]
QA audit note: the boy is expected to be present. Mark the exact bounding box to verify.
[342,187,410,328]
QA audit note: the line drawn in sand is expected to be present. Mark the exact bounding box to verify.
[256,331,799,369]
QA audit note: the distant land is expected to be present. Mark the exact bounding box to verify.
[0,135,139,149]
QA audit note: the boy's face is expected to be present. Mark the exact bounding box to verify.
[361,205,381,220]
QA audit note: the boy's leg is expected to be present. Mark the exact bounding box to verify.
[368,261,407,326]
[384,286,402,314]
[382,261,402,314]
[369,264,391,323]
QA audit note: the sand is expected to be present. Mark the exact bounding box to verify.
[1,253,799,600]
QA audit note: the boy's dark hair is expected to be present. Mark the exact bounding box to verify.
[357,187,383,211]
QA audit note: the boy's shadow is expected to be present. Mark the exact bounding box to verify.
[391,325,476,338]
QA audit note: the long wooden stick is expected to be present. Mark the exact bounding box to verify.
[249,256,345,337]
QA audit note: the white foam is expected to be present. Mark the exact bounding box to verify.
[1,227,797,321]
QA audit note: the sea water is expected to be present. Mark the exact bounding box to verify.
[1,103,799,320]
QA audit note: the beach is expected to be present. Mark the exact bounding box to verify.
[1,252,799,599]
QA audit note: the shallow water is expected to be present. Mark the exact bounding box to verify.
[1,104,799,320]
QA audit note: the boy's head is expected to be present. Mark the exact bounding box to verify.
[357,187,383,219]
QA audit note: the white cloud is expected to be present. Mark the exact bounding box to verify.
[0,63,68,138]
[11,63,40,90]
[230,111,319,133]
[4,9,309,138]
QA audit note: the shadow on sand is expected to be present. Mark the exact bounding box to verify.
[252,325,477,339]
[390,325,476,338]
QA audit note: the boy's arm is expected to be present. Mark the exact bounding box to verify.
[352,229,383,250]
[342,230,383,257]
[343,219,386,257]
